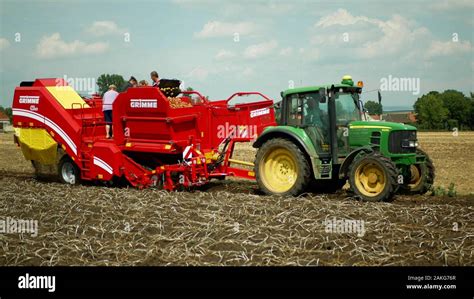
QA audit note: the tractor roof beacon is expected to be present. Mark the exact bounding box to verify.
[253,75,435,202]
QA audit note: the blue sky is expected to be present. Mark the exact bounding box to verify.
[0,0,473,109]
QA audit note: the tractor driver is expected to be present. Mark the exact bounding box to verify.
[304,94,329,146]
[304,94,327,128]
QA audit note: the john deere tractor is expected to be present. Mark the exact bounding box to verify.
[253,76,435,202]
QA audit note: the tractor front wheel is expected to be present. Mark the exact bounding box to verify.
[400,149,435,194]
[348,152,399,202]
[255,138,311,196]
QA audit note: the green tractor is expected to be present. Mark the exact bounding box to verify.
[253,76,435,202]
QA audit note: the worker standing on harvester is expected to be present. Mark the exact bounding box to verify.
[150,71,160,87]
[102,85,119,139]
[121,76,138,92]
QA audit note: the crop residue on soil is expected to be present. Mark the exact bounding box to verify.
[0,132,473,266]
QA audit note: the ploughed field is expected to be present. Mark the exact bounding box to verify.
[0,132,472,266]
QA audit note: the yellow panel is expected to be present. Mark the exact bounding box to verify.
[46,86,90,109]
[17,128,57,165]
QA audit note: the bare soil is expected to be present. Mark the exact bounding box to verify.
[0,132,472,266]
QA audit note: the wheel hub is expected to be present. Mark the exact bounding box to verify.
[354,162,386,197]
[368,173,378,184]
[260,148,298,193]
[409,165,422,187]
[61,163,76,184]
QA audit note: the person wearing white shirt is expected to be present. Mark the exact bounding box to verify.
[102,85,119,139]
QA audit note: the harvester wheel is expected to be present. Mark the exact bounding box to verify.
[255,138,311,196]
[58,156,80,185]
[400,149,435,194]
[348,152,399,202]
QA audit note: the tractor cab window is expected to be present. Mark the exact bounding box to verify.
[287,94,303,126]
[287,92,330,152]
[334,91,361,154]
[335,92,361,126]
[287,92,328,128]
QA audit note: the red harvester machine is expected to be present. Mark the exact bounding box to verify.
[12,79,276,190]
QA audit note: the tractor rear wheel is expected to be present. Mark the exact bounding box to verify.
[348,152,399,202]
[58,156,80,185]
[255,138,311,196]
[400,149,435,194]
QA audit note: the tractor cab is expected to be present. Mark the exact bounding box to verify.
[278,76,364,160]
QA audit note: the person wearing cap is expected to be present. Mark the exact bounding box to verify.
[150,71,160,87]
[102,85,119,139]
[122,76,138,92]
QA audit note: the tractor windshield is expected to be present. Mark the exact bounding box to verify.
[335,92,361,125]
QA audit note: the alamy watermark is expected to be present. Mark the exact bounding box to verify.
[0,216,38,237]
[18,273,55,293]
[217,122,258,140]
[380,75,420,95]
[323,217,365,237]
[55,75,96,95]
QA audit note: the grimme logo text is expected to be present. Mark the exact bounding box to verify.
[250,107,270,118]
[130,99,158,108]
[19,96,40,105]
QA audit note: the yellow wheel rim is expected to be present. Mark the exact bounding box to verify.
[408,165,422,189]
[354,161,386,197]
[259,148,298,193]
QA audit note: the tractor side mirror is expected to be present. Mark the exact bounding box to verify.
[319,88,327,103]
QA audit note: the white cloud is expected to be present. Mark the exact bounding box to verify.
[427,40,472,58]
[194,21,258,38]
[243,40,278,59]
[279,47,293,56]
[313,9,430,59]
[316,8,377,28]
[215,49,236,60]
[86,21,126,36]
[0,38,10,51]
[36,33,109,59]
[357,15,429,59]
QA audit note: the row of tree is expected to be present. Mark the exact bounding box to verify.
[414,90,474,130]
[364,100,383,115]
[97,74,126,95]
